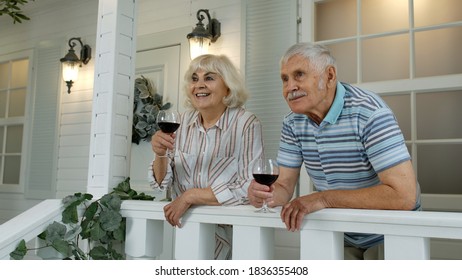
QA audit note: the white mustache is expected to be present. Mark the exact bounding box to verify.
[287,91,307,101]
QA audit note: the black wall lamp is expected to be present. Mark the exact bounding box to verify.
[60,37,91,94]
[186,9,221,59]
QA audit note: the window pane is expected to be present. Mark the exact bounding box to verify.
[416,91,462,139]
[9,89,26,117]
[417,144,462,195]
[315,0,356,41]
[0,62,8,89]
[415,26,462,78]
[6,125,23,153]
[362,0,408,35]
[3,155,21,184]
[0,90,6,118]
[381,94,411,140]
[11,59,28,88]
[327,41,357,84]
[414,0,462,27]
[362,34,409,82]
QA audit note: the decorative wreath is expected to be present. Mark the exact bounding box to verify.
[132,75,171,145]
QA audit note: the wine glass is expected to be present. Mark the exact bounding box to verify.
[157,109,180,158]
[252,158,279,213]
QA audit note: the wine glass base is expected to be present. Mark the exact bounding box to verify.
[255,206,276,213]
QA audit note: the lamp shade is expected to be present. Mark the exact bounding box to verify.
[62,62,80,82]
[188,36,211,59]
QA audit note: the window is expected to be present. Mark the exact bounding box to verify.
[311,0,462,211]
[0,58,29,192]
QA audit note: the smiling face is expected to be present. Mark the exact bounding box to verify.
[280,55,337,123]
[189,69,229,114]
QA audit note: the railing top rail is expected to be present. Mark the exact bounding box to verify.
[121,200,462,239]
[0,199,63,260]
[3,199,462,260]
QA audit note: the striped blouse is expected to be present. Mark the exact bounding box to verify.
[148,107,264,205]
[278,82,420,249]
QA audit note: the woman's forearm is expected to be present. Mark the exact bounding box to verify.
[152,157,169,184]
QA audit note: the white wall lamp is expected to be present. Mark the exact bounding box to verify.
[186,9,221,60]
[60,37,91,94]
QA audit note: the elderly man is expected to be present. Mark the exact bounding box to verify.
[248,42,421,259]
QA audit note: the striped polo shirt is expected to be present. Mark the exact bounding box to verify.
[278,82,415,249]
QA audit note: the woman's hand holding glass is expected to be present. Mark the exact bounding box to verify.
[153,109,180,158]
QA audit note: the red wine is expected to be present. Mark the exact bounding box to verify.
[253,174,278,186]
[158,122,180,133]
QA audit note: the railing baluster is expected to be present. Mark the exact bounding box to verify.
[384,235,430,260]
[300,229,344,259]
[233,225,274,259]
[125,218,164,259]
[175,221,215,259]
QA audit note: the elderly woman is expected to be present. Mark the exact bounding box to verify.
[148,54,264,259]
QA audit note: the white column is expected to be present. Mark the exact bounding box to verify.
[125,218,164,259]
[232,225,274,260]
[175,222,215,259]
[384,235,430,260]
[300,229,344,259]
[87,0,138,197]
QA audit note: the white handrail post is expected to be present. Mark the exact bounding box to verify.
[300,229,344,259]
[233,225,274,259]
[125,218,164,259]
[384,235,430,260]
[175,222,215,259]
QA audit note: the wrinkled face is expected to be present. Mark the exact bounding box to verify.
[280,55,333,119]
[189,69,229,112]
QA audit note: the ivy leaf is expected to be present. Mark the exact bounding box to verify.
[51,239,71,257]
[84,201,99,221]
[135,120,148,130]
[161,102,172,110]
[61,203,79,224]
[64,225,81,241]
[89,245,110,260]
[112,220,126,242]
[37,230,47,240]
[90,221,105,241]
[9,239,27,260]
[100,194,121,211]
[112,190,131,200]
[80,218,94,239]
[46,221,67,243]
[62,194,79,208]
[114,177,131,192]
[99,210,122,232]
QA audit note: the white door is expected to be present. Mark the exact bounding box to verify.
[129,45,182,260]
[129,45,181,192]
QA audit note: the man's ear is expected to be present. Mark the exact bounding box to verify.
[326,65,337,87]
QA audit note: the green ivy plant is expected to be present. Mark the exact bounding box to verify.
[10,177,154,260]
[132,75,172,145]
[0,0,34,24]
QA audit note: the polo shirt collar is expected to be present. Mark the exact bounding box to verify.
[322,81,345,125]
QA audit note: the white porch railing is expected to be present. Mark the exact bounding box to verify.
[2,199,462,260]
